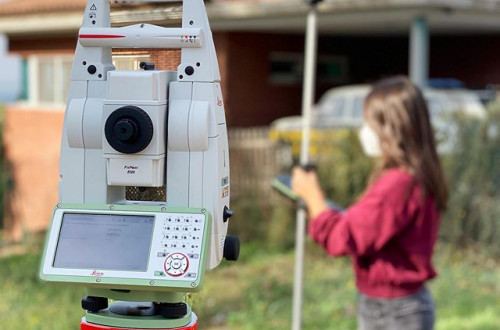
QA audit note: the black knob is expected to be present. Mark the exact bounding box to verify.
[223,206,234,223]
[82,296,108,313]
[223,235,240,261]
[113,118,138,142]
[139,62,156,70]
[185,66,195,76]
[87,65,97,75]
[154,302,188,319]
[105,106,154,154]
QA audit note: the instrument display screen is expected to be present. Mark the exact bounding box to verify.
[53,213,154,271]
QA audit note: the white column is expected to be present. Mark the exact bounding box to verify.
[0,33,23,102]
[28,56,39,104]
[409,16,429,88]
[0,34,7,55]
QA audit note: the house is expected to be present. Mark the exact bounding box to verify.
[1,0,500,241]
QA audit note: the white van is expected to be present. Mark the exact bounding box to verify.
[270,84,486,154]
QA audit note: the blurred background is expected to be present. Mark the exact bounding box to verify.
[0,0,499,329]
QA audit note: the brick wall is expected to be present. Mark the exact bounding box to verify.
[113,49,181,71]
[430,35,500,88]
[223,32,304,127]
[2,107,64,241]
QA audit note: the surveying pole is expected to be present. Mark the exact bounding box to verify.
[292,1,323,329]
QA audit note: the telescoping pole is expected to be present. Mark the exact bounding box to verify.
[292,1,322,330]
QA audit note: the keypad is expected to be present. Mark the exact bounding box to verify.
[155,214,206,279]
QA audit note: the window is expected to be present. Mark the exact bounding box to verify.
[316,55,348,84]
[27,55,73,107]
[269,52,348,86]
[25,54,151,108]
[352,96,365,119]
[269,52,303,85]
[319,98,345,119]
[113,54,150,71]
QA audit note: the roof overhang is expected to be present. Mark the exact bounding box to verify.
[206,0,500,35]
[1,0,500,38]
[0,12,83,37]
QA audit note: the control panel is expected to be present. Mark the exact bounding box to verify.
[40,204,211,291]
[151,213,206,279]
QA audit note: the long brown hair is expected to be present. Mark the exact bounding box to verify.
[364,76,448,212]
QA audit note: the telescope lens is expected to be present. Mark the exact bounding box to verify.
[105,106,154,154]
[113,118,139,142]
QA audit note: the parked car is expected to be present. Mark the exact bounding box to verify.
[270,84,486,156]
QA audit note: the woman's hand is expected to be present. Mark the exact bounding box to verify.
[291,167,329,219]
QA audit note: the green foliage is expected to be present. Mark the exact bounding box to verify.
[228,193,275,248]
[440,103,500,255]
[267,108,500,256]
[0,105,5,230]
[431,247,500,330]
[197,245,499,330]
[0,104,14,238]
[189,245,359,330]
[315,129,372,207]
[1,245,497,330]
[0,254,84,330]
[237,130,372,252]
[266,199,296,251]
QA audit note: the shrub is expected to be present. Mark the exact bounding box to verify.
[0,105,4,231]
[440,103,500,255]
[315,129,372,207]
[262,129,372,252]
[266,106,500,256]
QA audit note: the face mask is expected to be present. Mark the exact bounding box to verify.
[359,123,382,157]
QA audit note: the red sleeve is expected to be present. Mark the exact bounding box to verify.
[308,169,418,257]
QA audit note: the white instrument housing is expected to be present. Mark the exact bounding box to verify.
[58,0,230,270]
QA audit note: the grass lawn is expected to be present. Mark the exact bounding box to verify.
[0,243,498,330]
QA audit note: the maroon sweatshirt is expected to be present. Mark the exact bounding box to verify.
[308,168,440,298]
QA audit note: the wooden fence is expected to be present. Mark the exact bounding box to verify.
[228,127,291,204]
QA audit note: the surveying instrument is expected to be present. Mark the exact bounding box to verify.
[39,1,239,329]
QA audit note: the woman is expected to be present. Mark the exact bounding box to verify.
[292,76,447,330]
